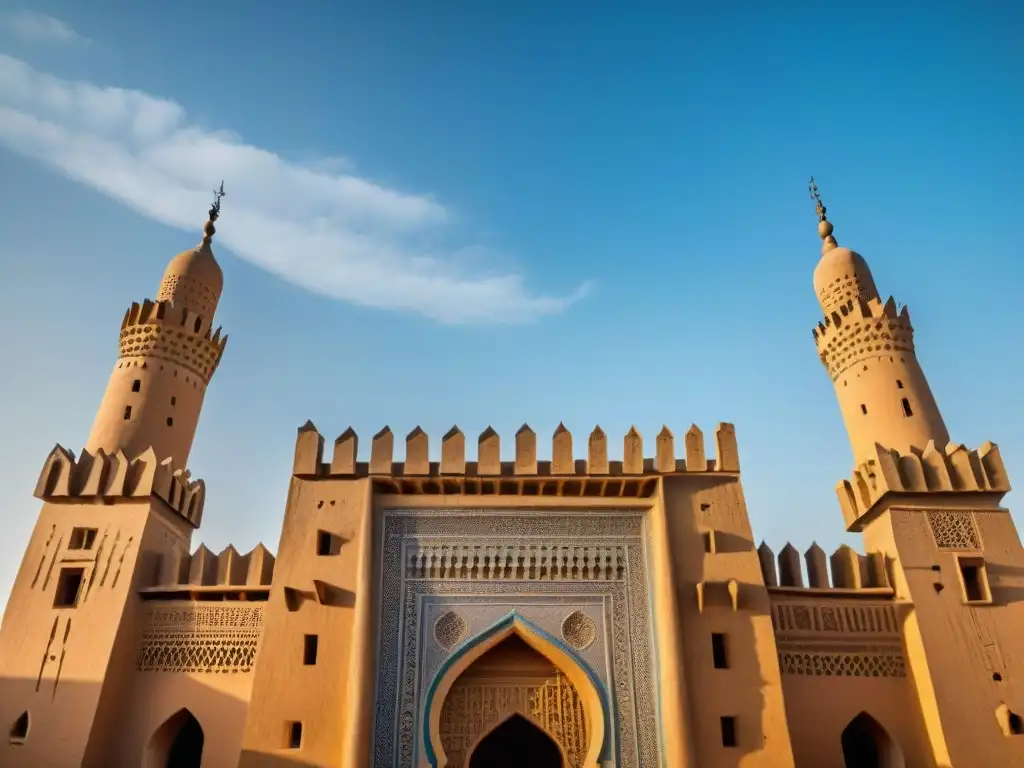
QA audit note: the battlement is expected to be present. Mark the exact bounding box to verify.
[757,541,894,595]
[140,543,275,601]
[837,439,1011,531]
[292,421,740,497]
[812,296,915,379]
[118,298,228,384]
[34,444,205,528]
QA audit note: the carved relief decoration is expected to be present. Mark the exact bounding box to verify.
[373,509,659,768]
[561,610,597,650]
[778,645,906,678]
[136,605,263,673]
[772,602,900,637]
[927,510,981,551]
[439,673,587,768]
[434,611,468,650]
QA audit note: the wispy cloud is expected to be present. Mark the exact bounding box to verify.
[0,55,588,323]
[0,11,84,44]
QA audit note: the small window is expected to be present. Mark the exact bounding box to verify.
[1011,712,1024,735]
[702,531,715,554]
[316,531,333,556]
[957,557,991,604]
[860,404,868,415]
[9,711,28,744]
[901,398,913,417]
[170,396,176,406]
[54,568,85,608]
[194,317,202,333]
[123,405,132,420]
[68,528,98,550]
[303,634,319,665]
[711,633,729,669]
[131,379,141,392]
[288,721,303,749]
[896,379,904,389]
[166,417,174,427]
[720,716,738,747]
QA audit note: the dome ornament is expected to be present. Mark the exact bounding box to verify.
[809,176,838,254]
[202,181,226,246]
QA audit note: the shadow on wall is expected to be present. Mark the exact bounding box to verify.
[663,474,776,766]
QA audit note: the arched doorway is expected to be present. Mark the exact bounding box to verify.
[469,713,563,768]
[841,712,905,768]
[144,708,205,768]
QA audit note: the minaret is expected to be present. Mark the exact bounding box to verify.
[809,178,949,465]
[84,185,229,468]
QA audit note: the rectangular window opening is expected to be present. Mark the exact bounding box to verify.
[316,531,333,556]
[711,633,729,669]
[860,404,868,415]
[958,557,990,603]
[702,531,715,554]
[123,405,132,420]
[131,379,141,392]
[303,634,319,665]
[896,379,904,389]
[53,568,85,608]
[68,527,98,550]
[901,398,913,417]
[720,716,738,748]
[288,721,303,749]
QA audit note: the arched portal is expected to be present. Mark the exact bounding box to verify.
[423,612,609,768]
[144,708,205,768]
[841,712,905,768]
[469,713,564,768]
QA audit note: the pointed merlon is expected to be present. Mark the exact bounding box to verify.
[623,426,643,475]
[330,428,358,476]
[655,426,675,473]
[715,423,739,473]
[551,423,573,475]
[405,427,429,476]
[830,544,862,589]
[441,426,466,475]
[370,427,394,475]
[588,426,608,475]
[293,421,324,477]
[685,425,707,472]
[478,427,501,476]
[778,542,803,588]
[515,424,537,475]
[804,542,829,588]
[757,542,777,587]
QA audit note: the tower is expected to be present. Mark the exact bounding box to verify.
[812,179,1024,766]
[0,197,228,767]
[810,178,949,466]
[85,188,228,468]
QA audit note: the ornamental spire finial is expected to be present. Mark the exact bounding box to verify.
[809,176,838,254]
[202,181,226,246]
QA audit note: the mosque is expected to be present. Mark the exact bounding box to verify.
[0,182,1021,768]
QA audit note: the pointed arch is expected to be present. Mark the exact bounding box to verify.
[841,711,905,768]
[468,712,566,767]
[9,711,29,744]
[143,708,204,768]
[422,611,610,768]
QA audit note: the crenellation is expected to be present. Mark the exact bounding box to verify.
[759,542,893,592]
[33,443,206,528]
[837,438,1011,530]
[151,543,276,589]
[285,421,743,481]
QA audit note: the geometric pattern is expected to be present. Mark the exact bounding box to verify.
[561,610,597,650]
[434,611,468,650]
[778,647,906,678]
[927,510,981,550]
[135,604,264,673]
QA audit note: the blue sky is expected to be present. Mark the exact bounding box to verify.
[0,1,1022,610]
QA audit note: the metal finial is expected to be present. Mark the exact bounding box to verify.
[809,176,827,222]
[208,181,226,222]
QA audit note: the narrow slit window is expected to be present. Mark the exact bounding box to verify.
[166,417,174,427]
[901,398,913,417]
[720,716,738,747]
[170,396,176,406]
[316,531,333,556]
[896,379,904,389]
[288,721,303,749]
[9,711,29,744]
[958,557,990,603]
[702,531,715,554]
[303,634,319,665]
[53,568,85,608]
[131,379,141,392]
[711,633,729,669]
[860,404,868,415]
[1010,712,1024,735]
[123,405,132,420]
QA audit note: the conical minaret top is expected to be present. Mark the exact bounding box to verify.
[809,178,949,467]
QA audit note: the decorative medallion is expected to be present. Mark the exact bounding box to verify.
[561,610,597,650]
[434,610,468,650]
